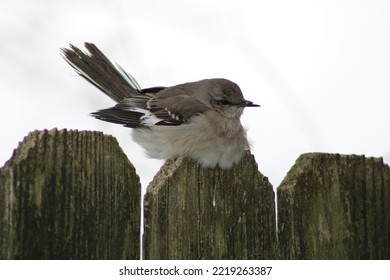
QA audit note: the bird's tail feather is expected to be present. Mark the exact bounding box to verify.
[61,42,140,102]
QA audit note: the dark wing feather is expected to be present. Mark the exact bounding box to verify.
[91,95,152,128]
[91,107,144,128]
[140,86,167,94]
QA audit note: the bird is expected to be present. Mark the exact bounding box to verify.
[61,43,260,169]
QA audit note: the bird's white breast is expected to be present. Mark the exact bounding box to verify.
[131,113,249,169]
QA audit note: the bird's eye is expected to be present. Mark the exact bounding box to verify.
[220,99,230,105]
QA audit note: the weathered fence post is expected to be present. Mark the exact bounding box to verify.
[277,153,390,259]
[0,129,140,259]
[143,151,276,259]
[4,130,389,260]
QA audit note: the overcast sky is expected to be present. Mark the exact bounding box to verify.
[1,0,389,192]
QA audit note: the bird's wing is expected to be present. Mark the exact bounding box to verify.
[148,93,211,124]
[92,89,211,128]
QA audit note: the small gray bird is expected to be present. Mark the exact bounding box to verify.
[62,43,260,169]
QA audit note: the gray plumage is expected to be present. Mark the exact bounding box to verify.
[62,43,260,169]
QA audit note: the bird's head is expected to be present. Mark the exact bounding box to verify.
[208,79,260,118]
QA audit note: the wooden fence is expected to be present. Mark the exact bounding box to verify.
[0,129,389,259]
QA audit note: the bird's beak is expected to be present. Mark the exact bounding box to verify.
[243,100,260,107]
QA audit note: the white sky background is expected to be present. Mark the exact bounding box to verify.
[1,0,389,191]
